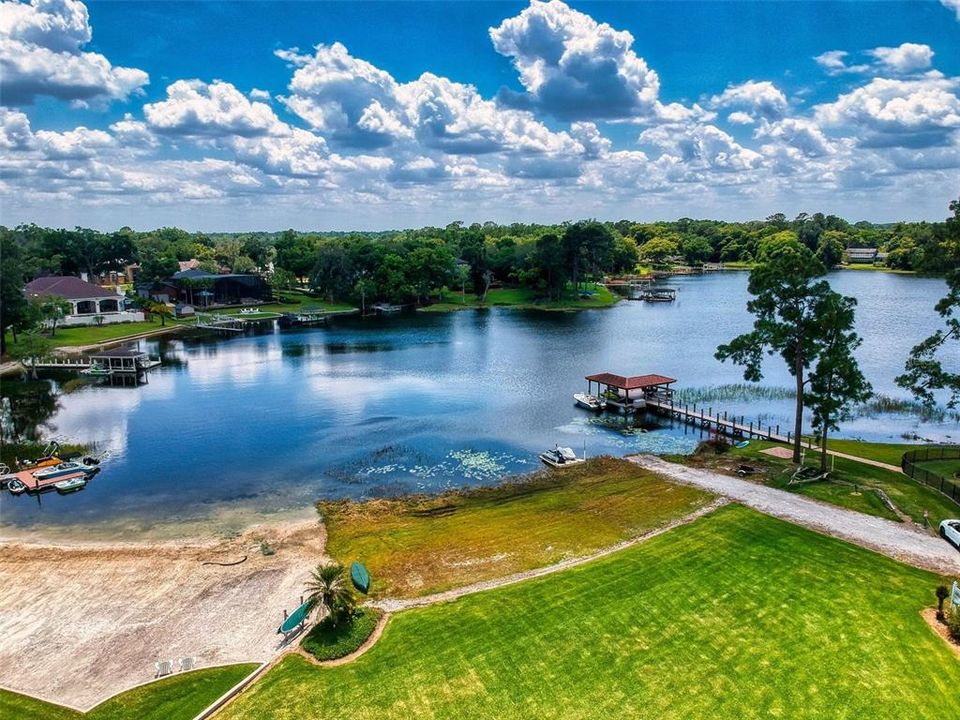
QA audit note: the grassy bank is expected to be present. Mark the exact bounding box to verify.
[0,663,257,720]
[220,506,960,720]
[4,320,185,351]
[422,284,618,312]
[687,440,958,526]
[319,456,713,598]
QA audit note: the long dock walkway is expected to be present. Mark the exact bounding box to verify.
[646,397,792,442]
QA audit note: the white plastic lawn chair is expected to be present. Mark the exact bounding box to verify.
[155,660,172,677]
[179,657,195,672]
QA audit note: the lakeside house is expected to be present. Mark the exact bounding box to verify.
[846,247,879,264]
[24,276,145,327]
[157,269,270,307]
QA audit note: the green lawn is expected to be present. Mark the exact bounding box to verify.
[423,284,618,312]
[819,438,917,467]
[916,459,960,480]
[720,441,958,525]
[0,664,257,720]
[220,506,960,720]
[4,320,184,350]
[319,457,713,598]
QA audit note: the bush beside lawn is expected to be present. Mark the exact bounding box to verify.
[301,608,382,661]
[0,663,258,720]
[219,506,960,720]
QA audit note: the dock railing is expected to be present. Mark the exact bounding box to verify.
[901,446,960,504]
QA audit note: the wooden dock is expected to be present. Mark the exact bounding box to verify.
[5,467,89,493]
[645,397,793,443]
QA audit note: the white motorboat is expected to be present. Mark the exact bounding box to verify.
[574,393,606,411]
[55,476,88,493]
[7,479,27,495]
[539,446,586,468]
[32,460,98,481]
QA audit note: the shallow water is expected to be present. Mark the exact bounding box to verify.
[2,270,956,536]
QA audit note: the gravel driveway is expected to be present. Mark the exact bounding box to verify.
[629,455,960,576]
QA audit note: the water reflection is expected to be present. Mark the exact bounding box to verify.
[1,270,956,534]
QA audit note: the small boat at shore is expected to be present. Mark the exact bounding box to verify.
[539,446,586,468]
[574,393,606,411]
[7,479,27,495]
[351,561,371,594]
[55,476,88,493]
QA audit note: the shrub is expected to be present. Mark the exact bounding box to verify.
[947,605,960,643]
[301,607,381,661]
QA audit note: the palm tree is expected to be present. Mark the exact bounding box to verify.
[304,562,355,625]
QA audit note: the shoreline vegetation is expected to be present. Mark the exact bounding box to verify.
[318,457,713,599]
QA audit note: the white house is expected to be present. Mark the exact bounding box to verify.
[24,276,145,327]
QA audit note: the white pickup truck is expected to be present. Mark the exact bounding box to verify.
[940,519,960,550]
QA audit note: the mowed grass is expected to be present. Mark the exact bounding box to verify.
[220,506,960,720]
[4,320,185,350]
[916,459,960,480]
[0,664,257,720]
[424,284,618,312]
[319,457,713,598]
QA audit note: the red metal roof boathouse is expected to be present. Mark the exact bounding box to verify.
[584,372,676,413]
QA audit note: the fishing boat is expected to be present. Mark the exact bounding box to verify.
[573,393,606,411]
[55,476,88,493]
[7,479,27,495]
[539,446,586,468]
[32,459,98,481]
[351,561,371,594]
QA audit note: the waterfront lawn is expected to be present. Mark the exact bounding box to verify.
[725,441,958,526]
[819,438,917,467]
[0,663,257,720]
[4,319,183,350]
[219,506,960,720]
[425,283,618,312]
[319,457,713,598]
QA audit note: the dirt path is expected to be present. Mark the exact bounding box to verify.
[370,497,730,613]
[629,455,960,575]
[0,520,327,711]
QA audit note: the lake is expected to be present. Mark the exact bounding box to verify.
[2,270,956,538]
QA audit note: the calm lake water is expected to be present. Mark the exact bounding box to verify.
[2,271,957,537]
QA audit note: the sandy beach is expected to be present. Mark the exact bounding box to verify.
[0,517,327,711]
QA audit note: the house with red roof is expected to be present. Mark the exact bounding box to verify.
[24,276,145,327]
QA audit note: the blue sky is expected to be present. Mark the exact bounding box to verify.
[2,0,959,230]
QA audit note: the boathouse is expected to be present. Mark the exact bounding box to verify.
[585,372,676,413]
[89,347,159,374]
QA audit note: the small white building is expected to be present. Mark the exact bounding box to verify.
[24,276,145,327]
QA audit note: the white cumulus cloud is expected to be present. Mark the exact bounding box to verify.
[0,0,148,106]
[710,80,788,121]
[489,0,662,121]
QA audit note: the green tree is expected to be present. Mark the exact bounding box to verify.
[0,231,33,354]
[816,231,846,267]
[680,236,713,265]
[807,292,872,473]
[304,562,355,626]
[716,241,831,463]
[32,294,73,337]
[533,233,568,301]
[149,301,173,327]
[638,237,679,266]
[8,332,52,380]
[897,198,960,407]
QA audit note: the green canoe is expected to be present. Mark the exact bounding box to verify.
[351,561,371,594]
[277,599,312,634]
